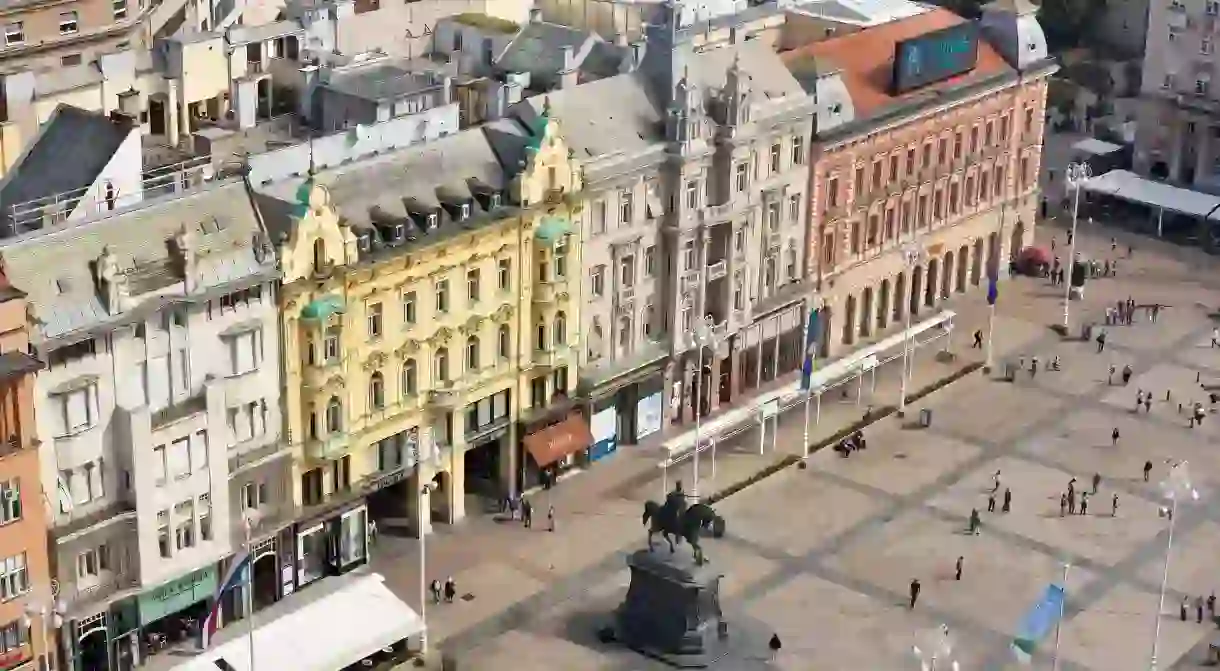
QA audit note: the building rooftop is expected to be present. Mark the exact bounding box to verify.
[0,180,271,343]
[449,12,520,34]
[322,63,444,102]
[495,21,625,85]
[782,7,1011,119]
[783,0,930,27]
[0,105,134,237]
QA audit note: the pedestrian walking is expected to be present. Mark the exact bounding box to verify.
[769,633,782,662]
[1144,460,1153,482]
[1109,364,1116,385]
[909,578,922,609]
[1097,331,1107,353]
[1111,237,1118,253]
[988,493,996,513]
[992,470,1001,493]
[1002,487,1012,513]
[523,498,533,528]
[1112,427,1120,446]
[430,579,442,604]
[367,518,378,546]
[1092,472,1101,495]
[444,577,457,603]
[1182,597,1190,621]
[1068,491,1076,515]
[969,508,981,535]
[1145,395,1152,413]
[1208,592,1216,618]
[1212,327,1219,349]
[1080,493,1089,515]
[1137,389,1145,411]
[972,330,983,349]
[955,556,964,581]
[1060,493,1068,517]
[1122,365,1132,385]
[1112,493,1119,517]
[548,505,556,532]
[1197,596,1205,623]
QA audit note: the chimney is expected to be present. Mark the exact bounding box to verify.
[528,8,542,23]
[561,45,576,71]
[109,110,137,128]
[729,26,739,45]
[117,89,141,117]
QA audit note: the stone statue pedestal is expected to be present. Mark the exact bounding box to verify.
[613,548,728,668]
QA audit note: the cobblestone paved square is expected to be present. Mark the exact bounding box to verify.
[379,226,1220,671]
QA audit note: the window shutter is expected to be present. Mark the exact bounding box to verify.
[66,391,88,430]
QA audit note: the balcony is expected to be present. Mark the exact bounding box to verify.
[533,345,573,369]
[305,433,350,461]
[706,260,727,281]
[620,285,636,302]
[533,282,561,303]
[59,574,140,614]
[1177,92,1220,114]
[426,382,462,408]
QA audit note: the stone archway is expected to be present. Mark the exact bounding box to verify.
[910,267,923,316]
[892,272,906,323]
[860,286,874,337]
[956,245,969,292]
[941,251,954,299]
[430,471,451,521]
[925,258,939,307]
[878,278,891,330]
[843,294,857,345]
[1010,219,1026,263]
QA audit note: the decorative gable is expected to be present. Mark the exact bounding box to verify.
[516,101,585,208]
[279,182,358,285]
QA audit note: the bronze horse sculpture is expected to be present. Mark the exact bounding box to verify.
[642,485,726,565]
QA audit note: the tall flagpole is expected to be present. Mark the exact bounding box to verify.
[985,275,998,372]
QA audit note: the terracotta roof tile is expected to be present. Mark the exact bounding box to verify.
[782,8,1013,119]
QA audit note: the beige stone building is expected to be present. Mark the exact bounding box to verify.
[787,0,1055,357]
[0,0,144,72]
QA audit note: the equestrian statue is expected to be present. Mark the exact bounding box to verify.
[642,481,726,565]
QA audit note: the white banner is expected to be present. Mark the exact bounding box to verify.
[637,392,663,439]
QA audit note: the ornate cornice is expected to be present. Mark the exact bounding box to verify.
[459,315,485,334]
[363,350,388,371]
[395,339,421,358]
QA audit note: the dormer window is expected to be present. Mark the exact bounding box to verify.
[490,193,501,209]
[460,203,470,220]
[358,233,371,253]
[394,224,405,241]
[426,213,438,230]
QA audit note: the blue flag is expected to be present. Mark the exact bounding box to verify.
[987,276,999,306]
[1011,583,1066,663]
[800,308,820,390]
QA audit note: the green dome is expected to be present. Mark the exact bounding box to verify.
[534,215,570,244]
[300,294,344,321]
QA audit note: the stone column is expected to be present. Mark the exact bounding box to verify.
[447,424,467,523]
[708,354,722,413]
[1170,117,1187,182]
[500,422,519,497]
[1197,125,1213,185]
[406,466,432,538]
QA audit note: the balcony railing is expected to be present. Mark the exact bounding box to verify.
[706,260,727,281]
[59,574,140,611]
[305,433,349,461]
[426,382,462,407]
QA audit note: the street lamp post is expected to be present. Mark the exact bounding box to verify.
[418,481,437,655]
[1150,461,1199,671]
[240,511,263,671]
[688,315,719,499]
[23,590,65,671]
[1062,162,1092,332]
[912,624,960,671]
[801,299,821,459]
[898,243,925,417]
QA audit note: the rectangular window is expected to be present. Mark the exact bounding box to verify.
[619,190,633,224]
[590,266,605,296]
[402,291,417,324]
[905,148,915,175]
[168,437,190,480]
[4,22,23,45]
[921,143,932,168]
[685,180,699,210]
[871,160,882,189]
[770,143,782,173]
[60,386,95,435]
[954,132,963,160]
[0,553,28,600]
[112,0,127,19]
[827,177,839,208]
[888,154,898,181]
[367,302,383,338]
[969,126,979,154]
[854,166,864,193]
[153,445,167,484]
[645,245,656,276]
[59,11,78,34]
[0,620,25,654]
[735,162,749,192]
[435,280,449,313]
[466,270,480,303]
[791,135,805,165]
[1000,114,1010,141]
[0,481,19,524]
[158,511,170,557]
[190,431,208,473]
[229,331,260,376]
[619,255,635,288]
[323,327,340,362]
[497,259,510,290]
[985,120,994,146]
[937,138,947,165]
[822,232,835,266]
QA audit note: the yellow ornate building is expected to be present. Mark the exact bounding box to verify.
[258,109,585,550]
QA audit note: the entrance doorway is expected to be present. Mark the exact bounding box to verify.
[463,437,503,510]
[149,97,166,136]
[252,554,279,611]
[79,626,108,671]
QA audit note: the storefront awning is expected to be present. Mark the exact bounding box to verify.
[166,572,422,671]
[523,414,593,468]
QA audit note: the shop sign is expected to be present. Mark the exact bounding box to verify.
[588,408,618,462]
[637,392,663,439]
[137,566,218,626]
[0,648,30,670]
[370,466,409,491]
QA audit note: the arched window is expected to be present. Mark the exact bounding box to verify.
[554,311,566,346]
[401,359,417,396]
[434,348,449,383]
[369,372,384,409]
[497,324,511,359]
[313,239,326,271]
[618,316,632,350]
[465,336,480,370]
[535,320,547,352]
[325,396,342,433]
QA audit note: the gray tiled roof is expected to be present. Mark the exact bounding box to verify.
[322,63,442,102]
[495,22,625,86]
[0,105,134,237]
[0,180,270,342]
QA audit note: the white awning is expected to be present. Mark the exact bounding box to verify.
[1078,170,1220,218]
[168,572,423,671]
[1071,138,1124,156]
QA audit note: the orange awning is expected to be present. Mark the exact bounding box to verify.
[523,414,592,468]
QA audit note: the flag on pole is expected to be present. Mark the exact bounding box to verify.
[1011,582,1066,664]
[987,275,999,306]
[201,549,252,647]
[800,308,820,390]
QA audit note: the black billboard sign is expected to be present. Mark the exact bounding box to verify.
[891,21,980,95]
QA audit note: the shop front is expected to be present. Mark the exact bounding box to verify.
[577,349,667,448]
[461,389,512,498]
[366,426,422,522]
[217,524,295,632]
[519,412,593,490]
[294,502,369,591]
[136,566,216,662]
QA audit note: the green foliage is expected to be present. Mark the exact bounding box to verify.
[1039,0,1109,50]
